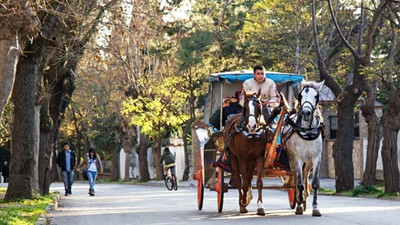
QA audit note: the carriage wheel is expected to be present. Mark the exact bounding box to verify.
[288,189,296,209]
[216,168,224,213]
[194,151,204,210]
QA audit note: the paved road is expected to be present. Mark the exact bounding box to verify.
[48,180,400,225]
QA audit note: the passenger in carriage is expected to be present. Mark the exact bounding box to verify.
[209,94,243,131]
[209,97,232,130]
[224,91,243,120]
[241,64,281,124]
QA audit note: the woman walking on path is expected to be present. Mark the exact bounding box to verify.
[76,148,103,196]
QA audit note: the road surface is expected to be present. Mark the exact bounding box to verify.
[48,181,400,225]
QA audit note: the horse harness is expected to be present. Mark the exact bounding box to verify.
[282,85,324,143]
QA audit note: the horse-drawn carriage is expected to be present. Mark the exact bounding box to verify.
[193,70,324,216]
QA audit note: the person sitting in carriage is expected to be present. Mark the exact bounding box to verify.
[209,97,232,130]
[241,64,281,125]
[216,65,284,174]
[209,95,243,131]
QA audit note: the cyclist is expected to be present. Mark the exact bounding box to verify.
[159,147,176,178]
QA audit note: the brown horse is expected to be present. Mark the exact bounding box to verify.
[224,90,267,215]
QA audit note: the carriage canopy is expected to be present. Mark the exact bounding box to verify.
[204,70,305,124]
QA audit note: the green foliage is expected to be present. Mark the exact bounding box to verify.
[123,76,190,138]
[351,185,384,197]
[0,194,53,225]
[0,101,12,147]
[177,30,214,71]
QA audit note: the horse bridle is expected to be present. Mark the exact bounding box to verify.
[298,86,319,128]
[242,96,262,125]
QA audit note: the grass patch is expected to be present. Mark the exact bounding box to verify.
[320,185,400,200]
[351,185,384,197]
[318,187,335,195]
[0,194,54,225]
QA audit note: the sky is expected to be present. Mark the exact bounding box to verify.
[161,0,192,22]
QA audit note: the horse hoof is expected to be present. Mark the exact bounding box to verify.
[312,209,321,217]
[257,208,265,216]
[240,206,248,213]
[295,205,303,215]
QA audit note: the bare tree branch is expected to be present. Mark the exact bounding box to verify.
[323,0,339,58]
[213,0,233,40]
[327,0,360,59]
[312,0,341,95]
[364,0,389,63]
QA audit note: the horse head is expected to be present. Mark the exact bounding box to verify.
[297,80,324,124]
[242,89,262,134]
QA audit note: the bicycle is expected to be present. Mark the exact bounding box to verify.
[163,164,178,191]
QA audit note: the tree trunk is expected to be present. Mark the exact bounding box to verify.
[152,136,163,180]
[191,125,200,178]
[182,118,194,181]
[71,105,83,180]
[361,115,382,187]
[110,127,122,180]
[5,41,42,201]
[137,129,150,181]
[361,81,382,187]
[0,0,39,118]
[39,101,53,195]
[332,100,355,192]
[381,89,400,193]
[122,133,133,181]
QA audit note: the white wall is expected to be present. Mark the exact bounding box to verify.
[126,140,186,180]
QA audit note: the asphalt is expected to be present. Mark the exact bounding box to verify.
[0,177,360,191]
[144,177,356,190]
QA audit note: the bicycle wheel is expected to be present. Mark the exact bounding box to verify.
[173,174,178,190]
[164,175,173,191]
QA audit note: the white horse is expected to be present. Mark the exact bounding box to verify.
[282,80,324,217]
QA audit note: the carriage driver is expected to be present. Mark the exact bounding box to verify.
[241,64,281,124]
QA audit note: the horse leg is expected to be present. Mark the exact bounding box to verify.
[231,155,246,213]
[239,161,249,213]
[294,161,304,215]
[302,162,313,212]
[311,158,322,217]
[255,157,265,216]
[246,163,255,203]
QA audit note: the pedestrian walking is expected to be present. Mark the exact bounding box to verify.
[76,148,103,196]
[57,141,76,196]
[1,161,9,183]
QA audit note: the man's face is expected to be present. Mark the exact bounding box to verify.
[254,69,265,83]
[63,144,69,151]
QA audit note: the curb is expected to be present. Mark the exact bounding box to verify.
[34,192,60,225]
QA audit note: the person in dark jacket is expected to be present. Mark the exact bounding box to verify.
[159,147,176,177]
[1,161,9,183]
[209,97,231,130]
[57,141,76,196]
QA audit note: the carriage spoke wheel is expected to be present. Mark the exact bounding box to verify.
[216,168,224,213]
[194,151,204,210]
[288,189,296,209]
